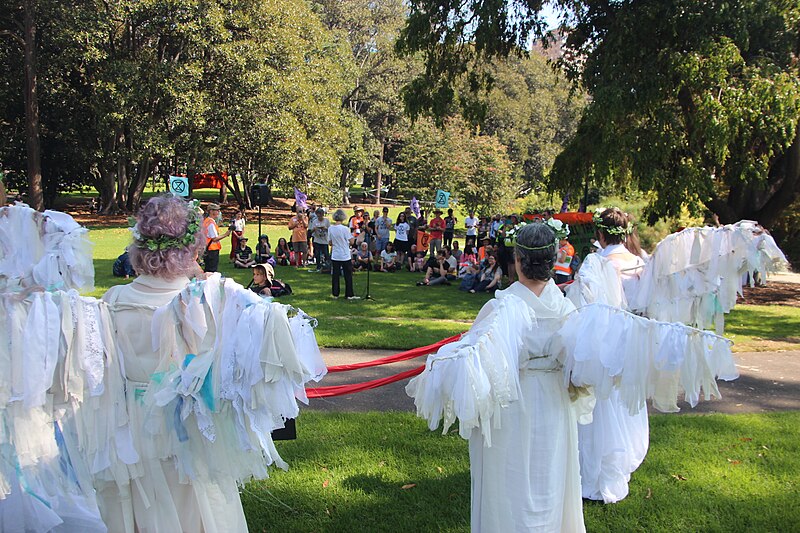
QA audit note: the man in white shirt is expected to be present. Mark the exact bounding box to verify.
[464,211,478,238]
[309,208,331,271]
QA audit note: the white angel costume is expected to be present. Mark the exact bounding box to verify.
[408,280,585,532]
[408,272,738,532]
[566,248,648,503]
[0,205,325,532]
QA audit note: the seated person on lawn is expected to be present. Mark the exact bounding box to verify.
[233,237,256,268]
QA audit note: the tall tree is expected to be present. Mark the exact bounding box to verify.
[1,0,44,210]
[397,0,800,226]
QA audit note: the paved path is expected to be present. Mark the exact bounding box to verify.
[306,348,800,415]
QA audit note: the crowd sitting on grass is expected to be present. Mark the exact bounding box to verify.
[209,201,577,294]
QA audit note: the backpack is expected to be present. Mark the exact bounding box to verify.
[270,279,293,297]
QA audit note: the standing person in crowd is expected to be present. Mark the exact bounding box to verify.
[229,209,246,260]
[394,211,411,267]
[464,210,478,242]
[288,206,308,267]
[233,237,256,268]
[348,206,365,236]
[470,253,503,293]
[309,207,330,271]
[554,234,576,285]
[490,213,503,244]
[380,241,399,272]
[202,203,230,273]
[374,206,393,254]
[362,211,375,254]
[478,216,490,242]
[328,209,360,299]
[428,209,446,256]
[443,208,457,249]
[405,206,418,248]
[275,237,291,266]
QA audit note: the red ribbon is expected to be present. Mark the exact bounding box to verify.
[305,333,463,398]
[305,365,425,398]
[325,333,462,373]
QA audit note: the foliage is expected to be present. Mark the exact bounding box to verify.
[483,52,587,192]
[397,0,800,228]
[552,0,800,226]
[394,118,518,215]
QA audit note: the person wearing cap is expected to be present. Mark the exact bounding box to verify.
[308,207,330,271]
[374,206,393,254]
[202,203,231,272]
[428,208,446,256]
[348,206,364,237]
[233,237,255,268]
[287,205,308,267]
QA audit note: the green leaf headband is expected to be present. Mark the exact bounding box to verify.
[511,219,571,250]
[593,208,633,236]
[129,199,203,252]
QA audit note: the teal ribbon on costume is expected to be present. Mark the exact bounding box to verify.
[182,353,215,412]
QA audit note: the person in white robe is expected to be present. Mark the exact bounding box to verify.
[409,222,587,532]
[573,207,649,504]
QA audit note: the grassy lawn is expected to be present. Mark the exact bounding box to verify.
[246,411,800,532]
[725,305,800,352]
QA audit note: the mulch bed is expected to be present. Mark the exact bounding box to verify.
[740,282,800,307]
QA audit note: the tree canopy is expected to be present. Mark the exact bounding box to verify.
[398,0,800,226]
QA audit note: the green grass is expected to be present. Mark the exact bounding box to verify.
[87,225,799,350]
[725,305,800,352]
[246,411,800,532]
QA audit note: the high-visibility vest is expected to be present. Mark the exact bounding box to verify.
[202,217,222,251]
[554,243,574,275]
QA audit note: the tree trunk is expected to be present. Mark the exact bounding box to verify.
[710,125,800,228]
[0,175,7,205]
[126,158,153,212]
[23,0,43,211]
[374,138,384,205]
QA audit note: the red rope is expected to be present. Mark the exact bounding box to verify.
[306,365,425,398]
[305,333,464,398]
[325,333,462,372]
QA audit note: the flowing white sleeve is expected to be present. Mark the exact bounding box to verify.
[552,303,738,414]
[143,276,323,479]
[0,290,113,531]
[405,295,534,446]
[627,223,789,332]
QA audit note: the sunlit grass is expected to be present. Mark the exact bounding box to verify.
[246,411,800,532]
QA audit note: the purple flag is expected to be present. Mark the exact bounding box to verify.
[294,187,308,210]
[410,197,420,217]
[560,193,569,213]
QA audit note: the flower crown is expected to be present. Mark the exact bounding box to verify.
[512,218,570,251]
[593,208,633,236]
[129,198,202,252]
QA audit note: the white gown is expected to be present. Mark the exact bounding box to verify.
[98,274,248,533]
[409,280,586,533]
[572,245,649,503]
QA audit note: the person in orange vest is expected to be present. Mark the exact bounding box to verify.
[554,236,575,285]
[202,203,231,272]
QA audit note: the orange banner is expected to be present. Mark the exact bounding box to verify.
[416,231,431,251]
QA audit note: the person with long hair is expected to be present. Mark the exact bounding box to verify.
[576,207,648,504]
[393,211,410,267]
